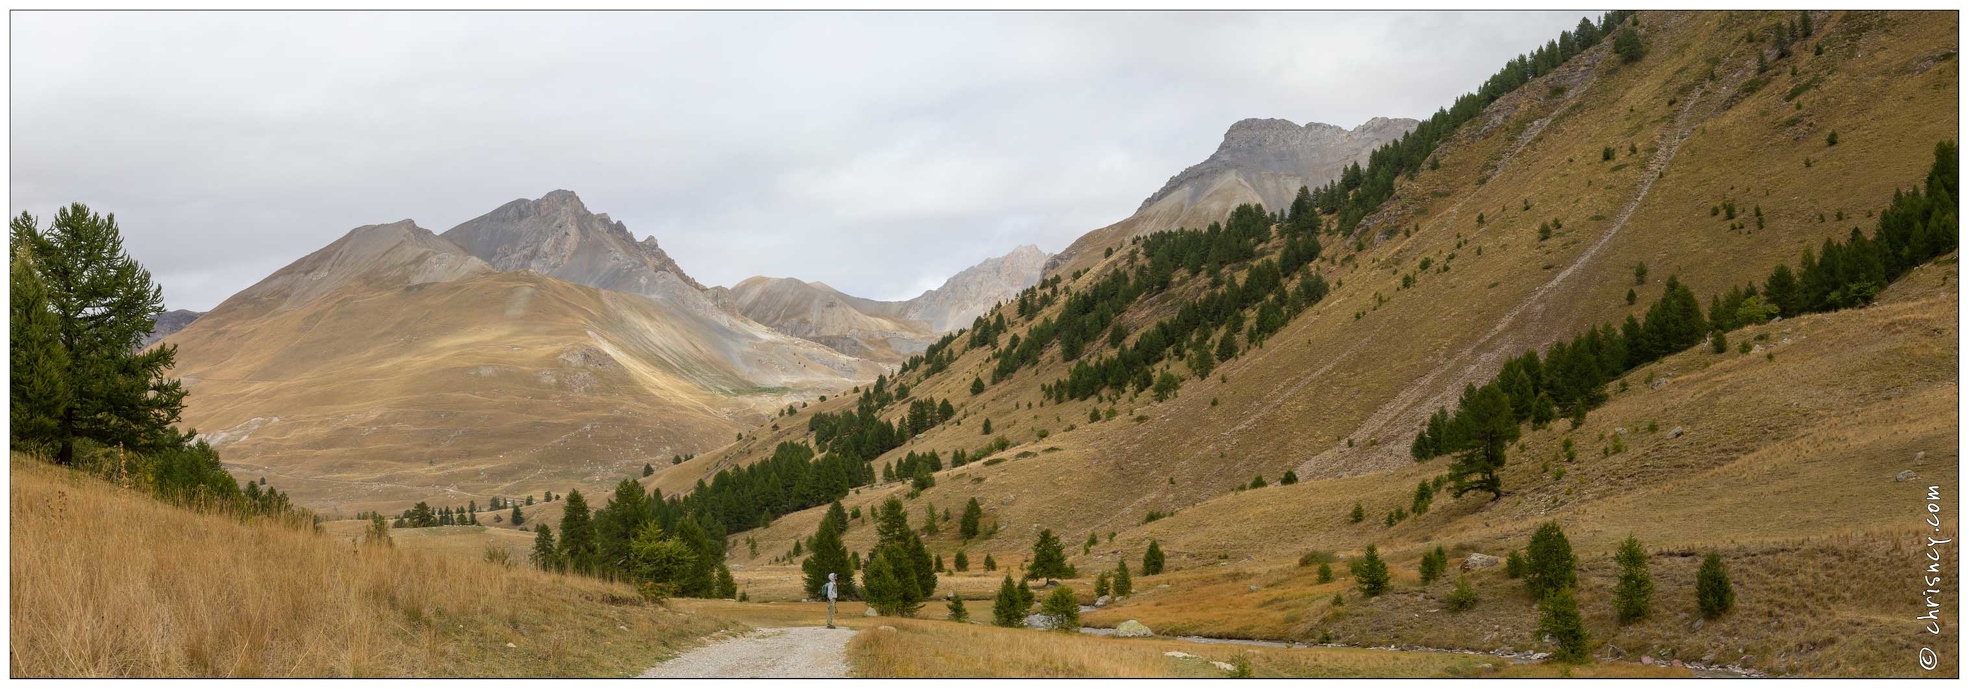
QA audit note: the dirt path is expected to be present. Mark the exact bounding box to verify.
[640,626,856,678]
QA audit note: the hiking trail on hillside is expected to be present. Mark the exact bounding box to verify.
[639,626,855,678]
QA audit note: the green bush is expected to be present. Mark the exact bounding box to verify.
[1351,545,1391,597]
[1525,522,1578,600]
[1697,551,1735,619]
[1446,575,1479,611]
[1612,536,1654,624]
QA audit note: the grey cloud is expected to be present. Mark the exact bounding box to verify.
[12,10,1589,309]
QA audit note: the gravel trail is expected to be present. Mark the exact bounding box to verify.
[640,627,856,678]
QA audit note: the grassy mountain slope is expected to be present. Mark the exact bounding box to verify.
[582,10,1956,677]
[8,456,730,677]
[168,221,881,516]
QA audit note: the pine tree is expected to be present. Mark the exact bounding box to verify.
[861,549,917,616]
[1505,549,1527,579]
[983,554,997,571]
[1525,522,1578,601]
[1142,540,1166,575]
[642,463,654,477]
[954,550,969,571]
[1280,470,1298,485]
[1612,535,1654,624]
[922,502,940,535]
[1419,545,1448,584]
[1449,384,1517,500]
[1112,561,1133,597]
[823,500,849,535]
[531,524,560,572]
[1614,26,1644,62]
[971,376,986,395]
[960,497,983,539]
[18,206,185,465]
[558,489,596,574]
[1317,561,1334,584]
[946,594,970,623]
[510,505,525,526]
[1412,480,1435,516]
[9,237,69,453]
[1094,572,1111,598]
[802,518,856,601]
[991,574,1027,627]
[1351,545,1391,597]
[1350,503,1365,523]
[1041,587,1080,632]
[1538,587,1591,663]
[981,418,993,434]
[1696,551,1735,619]
[1028,529,1075,582]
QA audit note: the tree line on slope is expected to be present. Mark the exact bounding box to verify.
[1411,140,1958,499]
[11,205,310,525]
[1312,11,1636,236]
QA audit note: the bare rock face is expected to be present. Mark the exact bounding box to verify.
[441,189,705,296]
[896,244,1050,332]
[142,309,205,347]
[223,219,493,313]
[714,244,1051,360]
[1047,116,1417,277]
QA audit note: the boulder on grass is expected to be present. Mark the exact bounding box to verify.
[1114,620,1154,638]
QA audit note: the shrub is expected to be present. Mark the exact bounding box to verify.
[1602,146,1615,161]
[1351,545,1391,597]
[1505,549,1526,579]
[1446,575,1480,611]
[947,595,970,623]
[1826,130,1839,146]
[1094,573,1111,598]
[1525,522,1578,600]
[1696,551,1735,619]
[1041,587,1080,632]
[1538,588,1591,663]
[1612,536,1654,624]
[1317,562,1334,584]
[1350,503,1365,523]
[1112,561,1133,597]
[1280,470,1298,485]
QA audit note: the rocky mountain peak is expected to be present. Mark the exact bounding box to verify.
[1137,116,1421,215]
[441,190,706,293]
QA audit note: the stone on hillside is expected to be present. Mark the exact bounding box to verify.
[1248,585,1260,592]
[1115,620,1154,638]
[1641,655,1655,665]
[1667,426,1685,439]
[1896,470,1918,482]
[1164,651,1197,659]
[1211,661,1238,672]
[1651,377,1671,390]
[1461,552,1500,570]
[1095,595,1112,607]
[877,625,897,632]
[1025,613,1055,630]
[1916,451,1928,462]
[863,607,880,617]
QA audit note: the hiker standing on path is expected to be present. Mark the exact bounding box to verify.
[825,572,839,629]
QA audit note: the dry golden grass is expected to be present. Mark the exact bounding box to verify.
[8,456,731,677]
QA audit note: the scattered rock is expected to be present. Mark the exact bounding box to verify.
[1613,427,1628,436]
[1002,495,1016,506]
[1672,659,1686,668]
[1095,595,1112,607]
[1248,585,1260,592]
[1115,620,1154,638]
[877,625,896,632]
[1641,655,1655,665]
[1916,451,1928,462]
[1896,470,1919,482]
[1025,614,1054,630]
[1651,377,1671,390]
[1690,618,1705,632]
[1211,661,1238,672]
[1461,552,1500,570]
[1604,644,1626,660]
[1667,426,1685,439]
[618,625,630,632]
[1164,651,1197,659]
[506,642,518,648]
[863,607,880,617]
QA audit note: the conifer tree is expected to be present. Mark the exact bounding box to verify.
[1505,549,1527,579]
[642,463,654,477]
[983,553,997,571]
[824,500,850,535]
[510,504,525,526]
[1142,540,1166,575]
[1317,561,1334,584]
[1027,528,1075,582]
[861,549,917,616]
[954,550,969,571]
[1350,503,1365,523]
[1419,545,1448,584]
[1612,535,1654,624]
[9,239,68,453]
[531,524,560,572]
[1094,572,1111,598]
[1696,551,1735,619]
[971,377,985,395]
[1413,480,1434,515]
[1112,561,1133,597]
[1446,575,1479,611]
[802,518,856,601]
[1351,545,1391,597]
[1525,522,1578,601]
[922,502,940,535]
[1538,587,1590,663]
[946,594,970,623]
[558,489,596,574]
[960,497,983,539]
[15,206,185,465]
[992,574,1027,627]
[1449,385,1517,500]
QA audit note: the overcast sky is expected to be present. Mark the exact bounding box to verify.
[12,11,1590,310]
